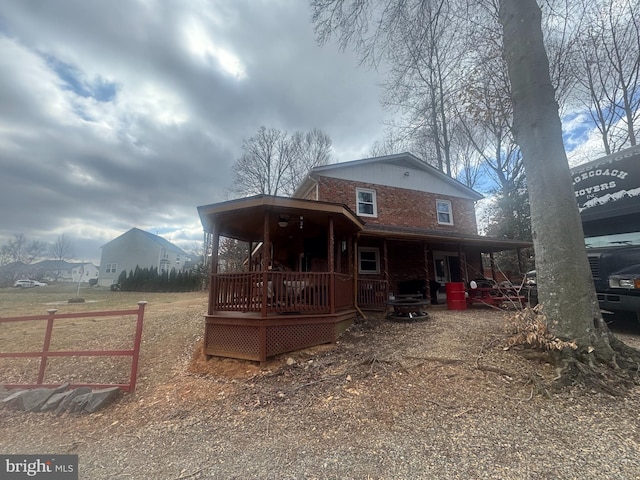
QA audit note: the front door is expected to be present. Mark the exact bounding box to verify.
[433,252,461,283]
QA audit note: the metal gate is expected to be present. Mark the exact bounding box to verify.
[0,302,147,393]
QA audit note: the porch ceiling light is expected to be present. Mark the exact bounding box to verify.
[278,214,289,227]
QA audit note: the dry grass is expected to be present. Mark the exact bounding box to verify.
[2,286,640,479]
[0,285,206,389]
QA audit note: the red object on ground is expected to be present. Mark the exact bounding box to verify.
[446,282,467,310]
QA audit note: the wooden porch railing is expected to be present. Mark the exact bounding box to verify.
[357,278,388,310]
[209,272,354,315]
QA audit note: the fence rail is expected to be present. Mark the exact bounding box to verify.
[0,302,147,392]
[358,279,388,310]
[210,272,354,314]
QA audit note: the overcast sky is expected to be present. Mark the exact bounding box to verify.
[0,0,389,264]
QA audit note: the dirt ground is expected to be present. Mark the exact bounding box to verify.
[2,290,640,479]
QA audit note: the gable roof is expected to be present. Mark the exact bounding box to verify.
[294,152,483,201]
[102,228,190,256]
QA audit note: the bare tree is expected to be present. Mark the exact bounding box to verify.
[313,0,640,380]
[218,237,249,273]
[233,126,332,197]
[49,234,75,262]
[233,127,293,196]
[573,0,640,153]
[289,129,333,192]
[500,0,640,375]
[0,234,47,265]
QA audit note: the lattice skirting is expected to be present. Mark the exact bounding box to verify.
[204,311,355,362]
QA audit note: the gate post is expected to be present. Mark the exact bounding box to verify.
[36,309,58,385]
[128,301,147,393]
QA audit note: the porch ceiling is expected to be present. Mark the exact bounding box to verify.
[197,195,364,242]
[362,224,532,252]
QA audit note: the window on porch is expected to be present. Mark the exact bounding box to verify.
[358,247,380,274]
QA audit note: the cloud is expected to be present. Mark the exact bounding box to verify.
[0,0,387,264]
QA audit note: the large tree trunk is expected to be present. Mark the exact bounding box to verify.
[498,0,615,364]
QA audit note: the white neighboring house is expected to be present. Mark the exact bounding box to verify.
[98,228,195,287]
[30,260,99,284]
[70,263,100,283]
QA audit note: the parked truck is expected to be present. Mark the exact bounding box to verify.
[572,145,640,320]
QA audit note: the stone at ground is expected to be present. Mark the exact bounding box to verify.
[41,390,74,412]
[68,392,92,413]
[1,384,69,412]
[9,388,55,412]
[55,387,93,415]
[0,384,122,414]
[1,390,28,409]
[82,387,122,413]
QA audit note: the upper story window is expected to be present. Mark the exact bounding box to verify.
[436,199,453,225]
[105,263,117,274]
[358,247,380,274]
[356,188,377,217]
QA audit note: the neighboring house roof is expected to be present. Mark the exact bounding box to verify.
[294,152,484,201]
[102,227,190,256]
[0,260,97,278]
[31,260,77,270]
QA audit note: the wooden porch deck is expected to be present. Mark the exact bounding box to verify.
[205,271,356,362]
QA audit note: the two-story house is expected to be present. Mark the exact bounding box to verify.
[294,152,514,303]
[197,152,531,362]
[98,228,194,287]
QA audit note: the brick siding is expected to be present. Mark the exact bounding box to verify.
[316,177,478,234]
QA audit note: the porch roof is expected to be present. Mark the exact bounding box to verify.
[197,195,364,242]
[361,224,532,252]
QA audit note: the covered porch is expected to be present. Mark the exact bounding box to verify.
[198,195,364,362]
[355,226,533,311]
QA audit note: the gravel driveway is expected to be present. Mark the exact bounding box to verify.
[2,300,640,479]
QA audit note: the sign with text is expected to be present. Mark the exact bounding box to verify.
[572,146,640,222]
[0,455,78,480]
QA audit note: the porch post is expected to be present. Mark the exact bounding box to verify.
[489,251,497,281]
[328,216,335,314]
[209,226,220,315]
[423,242,430,303]
[353,235,359,307]
[383,238,389,297]
[261,211,270,317]
[517,248,524,275]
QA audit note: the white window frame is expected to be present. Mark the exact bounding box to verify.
[358,247,380,274]
[105,263,118,274]
[356,187,377,217]
[436,199,454,225]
